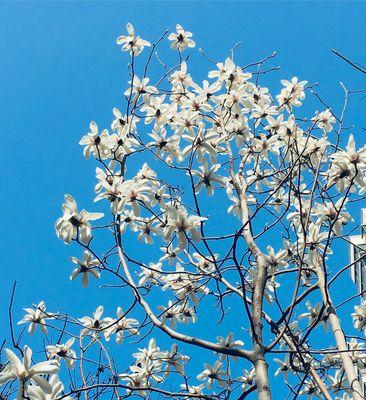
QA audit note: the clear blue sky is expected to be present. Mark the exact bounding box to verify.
[1,1,366,397]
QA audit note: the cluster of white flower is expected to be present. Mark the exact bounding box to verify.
[119,339,189,393]
[0,346,66,400]
[8,21,366,400]
[328,134,366,192]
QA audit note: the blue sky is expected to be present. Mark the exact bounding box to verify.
[1,1,366,397]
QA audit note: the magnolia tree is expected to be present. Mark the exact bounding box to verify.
[2,22,366,400]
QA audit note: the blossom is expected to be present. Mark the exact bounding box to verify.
[104,307,139,344]
[163,205,206,249]
[352,300,366,332]
[168,24,195,51]
[79,306,112,337]
[191,252,217,273]
[140,95,171,128]
[274,357,291,379]
[346,338,366,368]
[139,262,162,286]
[0,346,59,398]
[161,263,209,304]
[120,338,165,388]
[197,361,227,389]
[313,198,352,236]
[160,344,189,376]
[299,379,321,399]
[28,374,73,400]
[111,107,139,137]
[124,76,158,99]
[208,57,236,81]
[158,300,181,329]
[277,77,307,110]
[159,245,182,265]
[332,134,366,168]
[208,57,251,86]
[238,368,256,390]
[79,122,113,160]
[298,220,332,261]
[18,301,51,335]
[263,246,288,274]
[216,333,244,360]
[182,127,221,163]
[312,109,336,132]
[69,251,100,288]
[179,383,205,396]
[328,134,366,192]
[46,338,76,369]
[55,195,103,244]
[119,365,149,393]
[136,218,161,244]
[191,162,225,196]
[327,369,347,392]
[264,114,286,136]
[149,128,183,164]
[116,23,151,55]
[192,79,221,102]
[299,301,328,329]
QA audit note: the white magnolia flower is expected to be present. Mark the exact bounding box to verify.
[161,263,208,304]
[274,357,291,380]
[299,379,322,399]
[277,77,307,110]
[179,383,205,396]
[124,76,158,98]
[216,333,244,360]
[312,109,336,133]
[170,62,193,91]
[263,246,288,274]
[299,301,328,329]
[163,205,206,249]
[55,195,103,244]
[104,307,139,344]
[0,346,59,398]
[119,337,165,393]
[46,338,76,369]
[79,122,112,160]
[352,300,366,332]
[327,369,347,392]
[313,198,352,236]
[158,300,181,329]
[328,134,366,193]
[139,262,162,286]
[168,24,195,51]
[119,365,148,393]
[69,251,100,288]
[28,374,73,400]
[332,134,366,168]
[197,361,227,389]
[347,338,366,368]
[191,162,225,196]
[191,252,217,273]
[238,368,256,390]
[79,306,112,337]
[116,23,151,55]
[111,107,139,137]
[208,57,236,81]
[141,95,172,128]
[18,301,51,335]
[159,245,182,265]
[160,344,189,376]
